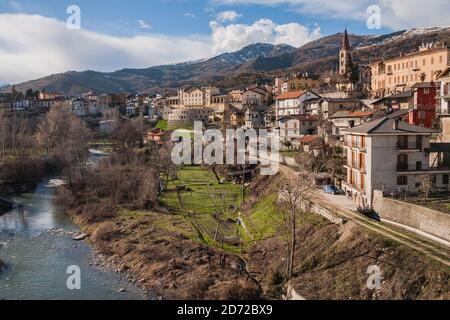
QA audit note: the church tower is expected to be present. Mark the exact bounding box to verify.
[339,29,352,76]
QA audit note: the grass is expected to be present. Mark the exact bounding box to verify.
[159,166,243,252]
[155,119,169,131]
[280,150,299,158]
[155,119,195,132]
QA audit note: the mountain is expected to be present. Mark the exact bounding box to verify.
[0,43,295,96]
[3,26,450,95]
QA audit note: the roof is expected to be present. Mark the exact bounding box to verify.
[387,109,409,119]
[279,115,318,122]
[275,91,303,100]
[437,67,450,79]
[330,110,380,119]
[425,143,450,153]
[322,98,362,103]
[297,135,322,144]
[342,29,350,51]
[341,117,438,135]
[371,91,413,105]
[412,82,439,88]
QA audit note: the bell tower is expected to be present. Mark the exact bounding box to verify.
[339,29,352,76]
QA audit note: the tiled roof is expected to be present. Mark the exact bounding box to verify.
[297,135,321,144]
[275,91,303,100]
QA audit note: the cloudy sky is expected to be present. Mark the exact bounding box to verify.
[1,0,450,84]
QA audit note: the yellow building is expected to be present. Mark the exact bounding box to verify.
[370,43,450,98]
[282,74,320,93]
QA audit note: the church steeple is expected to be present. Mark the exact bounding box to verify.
[339,29,352,76]
[342,28,351,51]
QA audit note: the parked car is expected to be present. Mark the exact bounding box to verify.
[322,184,340,195]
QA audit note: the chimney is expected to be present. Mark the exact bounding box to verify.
[393,119,399,130]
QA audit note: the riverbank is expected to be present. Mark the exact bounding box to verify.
[70,210,261,299]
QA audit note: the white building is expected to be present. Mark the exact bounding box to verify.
[275,90,320,119]
[341,117,448,209]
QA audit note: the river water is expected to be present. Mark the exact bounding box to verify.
[0,155,149,300]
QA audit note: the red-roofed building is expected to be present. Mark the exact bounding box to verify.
[292,135,324,155]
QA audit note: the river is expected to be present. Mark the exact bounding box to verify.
[0,154,150,300]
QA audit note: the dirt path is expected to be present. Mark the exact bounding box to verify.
[278,164,450,268]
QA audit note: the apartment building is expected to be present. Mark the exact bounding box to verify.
[341,117,445,209]
[436,67,450,142]
[370,43,450,98]
[275,90,320,119]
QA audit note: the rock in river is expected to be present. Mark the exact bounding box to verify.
[72,233,89,241]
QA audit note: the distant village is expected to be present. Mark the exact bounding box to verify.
[2,29,450,215]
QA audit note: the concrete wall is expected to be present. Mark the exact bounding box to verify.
[373,190,450,242]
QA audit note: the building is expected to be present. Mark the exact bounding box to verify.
[320,98,365,119]
[292,135,324,155]
[341,117,446,209]
[339,29,352,76]
[244,105,271,129]
[241,87,271,105]
[370,91,414,111]
[370,43,450,98]
[168,107,213,126]
[275,90,320,119]
[436,67,450,142]
[281,74,320,93]
[330,110,385,137]
[230,108,246,128]
[408,82,439,128]
[278,115,318,143]
[38,91,62,100]
[11,99,33,111]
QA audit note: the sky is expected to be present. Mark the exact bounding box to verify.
[1,0,450,84]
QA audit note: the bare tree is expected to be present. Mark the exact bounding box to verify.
[276,172,314,281]
[418,174,434,204]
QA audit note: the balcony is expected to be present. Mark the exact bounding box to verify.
[396,143,421,152]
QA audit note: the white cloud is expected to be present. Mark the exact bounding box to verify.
[213,0,450,30]
[184,12,196,18]
[216,10,243,22]
[0,14,211,84]
[137,19,151,29]
[209,18,321,54]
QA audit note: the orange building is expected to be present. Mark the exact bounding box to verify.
[370,43,450,98]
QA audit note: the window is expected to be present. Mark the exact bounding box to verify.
[443,174,449,185]
[418,111,426,119]
[416,161,422,170]
[397,176,408,186]
[424,88,430,94]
